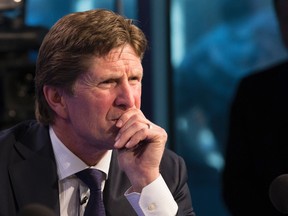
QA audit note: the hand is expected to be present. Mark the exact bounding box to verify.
[114,108,167,192]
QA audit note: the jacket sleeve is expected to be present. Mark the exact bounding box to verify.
[161,149,196,216]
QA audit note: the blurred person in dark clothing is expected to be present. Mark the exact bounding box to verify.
[222,0,288,215]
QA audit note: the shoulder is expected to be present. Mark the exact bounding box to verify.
[0,120,40,141]
[240,60,288,88]
[0,120,49,152]
[234,60,288,104]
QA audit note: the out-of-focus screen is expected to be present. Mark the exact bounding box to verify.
[0,0,22,11]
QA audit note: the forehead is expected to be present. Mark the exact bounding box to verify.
[105,45,141,62]
[88,45,143,73]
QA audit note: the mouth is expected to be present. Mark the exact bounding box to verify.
[111,118,119,125]
[107,122,119,138]
[110,113,122,122]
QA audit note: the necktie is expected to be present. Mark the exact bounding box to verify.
[76,169,106,216]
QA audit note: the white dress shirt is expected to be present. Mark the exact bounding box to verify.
[49,127,178,216]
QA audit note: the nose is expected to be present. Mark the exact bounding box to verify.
[115,81,135,109]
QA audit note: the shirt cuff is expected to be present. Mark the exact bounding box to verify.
[125,175,178,216]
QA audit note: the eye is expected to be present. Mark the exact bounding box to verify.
[99,79,118,88]
[102,79,116,84]
[129,76,141,84]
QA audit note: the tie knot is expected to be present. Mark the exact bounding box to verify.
[76,169,103,191]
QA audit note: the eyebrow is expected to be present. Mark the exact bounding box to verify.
[79,69,143,84]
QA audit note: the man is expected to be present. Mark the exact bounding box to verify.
[0,9,195,216]
[222,0,288,215]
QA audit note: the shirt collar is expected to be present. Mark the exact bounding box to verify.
[49,126,112,181]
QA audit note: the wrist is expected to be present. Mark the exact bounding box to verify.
[129,170,160,192]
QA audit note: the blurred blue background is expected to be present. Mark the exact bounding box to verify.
[0,0,287,215]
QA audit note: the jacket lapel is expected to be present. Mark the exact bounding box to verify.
[8,123,60,214]
[103,150,136,216]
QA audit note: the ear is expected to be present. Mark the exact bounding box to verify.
[43,85,68,119]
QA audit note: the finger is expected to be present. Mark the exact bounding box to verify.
[125,127,149,148]
[124,140,149,158]
[114,121,149,148]
[116,117,152,141]
[116,109,145,129]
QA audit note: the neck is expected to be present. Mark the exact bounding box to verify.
[77,149,108,166]
[51,123,109,166]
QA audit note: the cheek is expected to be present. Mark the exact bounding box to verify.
[69,96,102,119]
[93,96,116,116]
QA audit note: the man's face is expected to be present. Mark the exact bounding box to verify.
[62,45,143,150]
[274,0,288,48]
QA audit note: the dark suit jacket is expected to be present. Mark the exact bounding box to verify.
[0,120,195,216]
[222,60,288,216]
